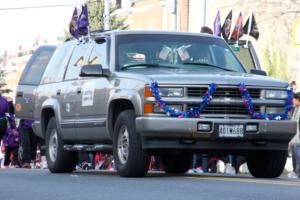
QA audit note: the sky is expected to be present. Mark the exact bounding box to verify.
[0,0,86,54]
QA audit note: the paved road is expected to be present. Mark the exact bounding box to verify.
[0,169,299,200]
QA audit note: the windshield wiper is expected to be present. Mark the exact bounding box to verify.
[182,62,236,72]
[121,63,179,70]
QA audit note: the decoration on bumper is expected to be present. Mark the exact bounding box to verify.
[150,82,217,118]
[150,81,293,120]
[238,83,293,120]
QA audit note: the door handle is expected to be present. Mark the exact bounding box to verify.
[56,89,62,96]
[77,88,82,94]
[17,91,23,97]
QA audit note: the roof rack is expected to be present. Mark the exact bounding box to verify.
[64,37,73,42]
[90,29,111,36]
[64,29,112,43]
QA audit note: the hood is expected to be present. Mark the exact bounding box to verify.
[120,68,287,88]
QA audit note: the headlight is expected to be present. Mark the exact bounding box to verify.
[265,107,285,114]
[265,90,288,99]
[153,104,183,113]
[159,88,183,97]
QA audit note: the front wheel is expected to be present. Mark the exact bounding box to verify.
[113,110,150,177]
[45,117,77,173]
[247,150,287,178]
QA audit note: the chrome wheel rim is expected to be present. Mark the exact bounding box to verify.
[117,125,130,165]
[49,129,58,162]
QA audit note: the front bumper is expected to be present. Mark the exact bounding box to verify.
[136,117,297,151]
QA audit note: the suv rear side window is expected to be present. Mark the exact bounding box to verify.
[231,47,255,72]
[41,42,75,84]
[19,47,55,85]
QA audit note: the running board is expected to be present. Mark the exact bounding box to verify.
[63,144,112,152]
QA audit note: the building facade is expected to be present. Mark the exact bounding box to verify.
[114,0,207,32]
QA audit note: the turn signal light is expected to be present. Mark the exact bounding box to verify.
[144,103,153,114]
[144,87,152,97]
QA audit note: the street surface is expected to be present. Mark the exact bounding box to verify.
[0,169,299,200]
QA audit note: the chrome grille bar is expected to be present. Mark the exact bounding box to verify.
[187,87,261,98]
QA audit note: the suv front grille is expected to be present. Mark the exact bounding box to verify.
[187,87,261,98]
[187,104,260,115]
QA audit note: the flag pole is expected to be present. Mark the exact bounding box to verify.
[87,25,91,41]
[104,0,110,30]
[235,12,241,47]
[245,10,253,48]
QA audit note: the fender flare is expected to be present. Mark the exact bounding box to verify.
[40,98,63,138]
[107,89,143,137]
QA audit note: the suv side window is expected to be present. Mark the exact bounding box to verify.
[88,42,108,68]
[19,47,55,85]
[231,47,255,72]
[65,43,90,80]
[41,42,75,84]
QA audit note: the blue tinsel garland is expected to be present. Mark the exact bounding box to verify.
[238,83,293,120]
[150,81,293,120]
[150,82,217,118]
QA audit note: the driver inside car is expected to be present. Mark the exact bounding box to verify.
[188,45,212,64]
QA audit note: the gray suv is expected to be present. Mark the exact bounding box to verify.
[15,30,296,178]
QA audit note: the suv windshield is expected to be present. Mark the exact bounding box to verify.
[116,34,245,73]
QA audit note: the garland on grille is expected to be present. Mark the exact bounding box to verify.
[150,82,217,118]
[150,81,293,120]
[238,83,293,120]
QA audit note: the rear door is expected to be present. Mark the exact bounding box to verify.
[15,45,56,119]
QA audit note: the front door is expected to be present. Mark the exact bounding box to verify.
[75,40,110,142]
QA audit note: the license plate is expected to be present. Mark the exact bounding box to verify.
[218,124,244,138]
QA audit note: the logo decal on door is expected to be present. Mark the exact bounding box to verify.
[82,82,96,106]
[66,103,71,112]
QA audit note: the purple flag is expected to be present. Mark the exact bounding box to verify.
[77,4,89,36]
[69,7,80,39]
[214,11,222,37]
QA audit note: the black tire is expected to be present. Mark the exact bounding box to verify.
[162,154,192,174]
[45,117,77,173]
[113,110,150,177]
[247,150,287,178]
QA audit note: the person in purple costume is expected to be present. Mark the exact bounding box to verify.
[3,114,20,167]
[19,119,37,168]
[0,95,11,141]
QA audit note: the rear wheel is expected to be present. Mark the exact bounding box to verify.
[162,154,192,174]
[113,110,150,177]
[247,150,287,178]
[45,117,77,173]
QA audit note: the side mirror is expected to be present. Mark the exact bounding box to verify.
[250,69,267,76]
[80,64,109,77]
